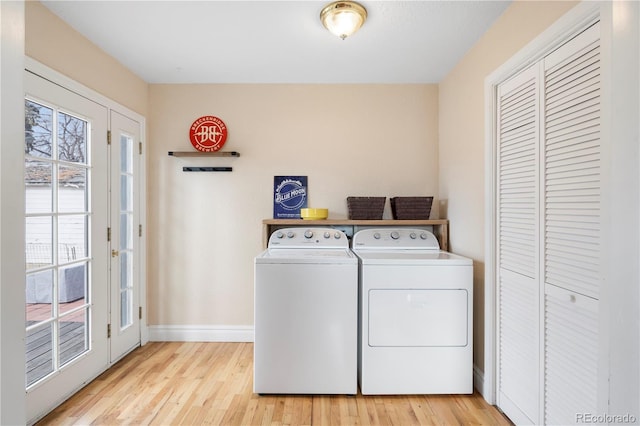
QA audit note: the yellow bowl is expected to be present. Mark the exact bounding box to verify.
[300,208,329,220]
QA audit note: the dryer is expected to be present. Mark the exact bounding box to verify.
[254,228,357,395]
[352,228,473,395]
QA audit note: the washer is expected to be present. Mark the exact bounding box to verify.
[254,227,357,395]
[352,228,473,395]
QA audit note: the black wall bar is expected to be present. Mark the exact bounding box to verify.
[182,167,233,172]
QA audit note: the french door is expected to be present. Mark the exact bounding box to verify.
[109,111,141,361]
[24,71,109,421]
[24,71,143,421]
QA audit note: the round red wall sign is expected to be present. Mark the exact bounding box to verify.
[189,116,228,152]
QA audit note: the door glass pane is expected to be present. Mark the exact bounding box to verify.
[57,112,86,163]
[120,290,131,329]
[25,217,53,269]
[120,251,133,329]
[120,174,132,211]
[120,252,132,290]
[59,308,89,367]
[58,262,87,314]
[25,160,52,214]
[26,270,54,324]
[25,100,53,159]
[58,165,87,213]
[121,136,132,174]
[120,213,132,250]
[26,322,54,387]
[58,215,87,261]
[119,134,134,330]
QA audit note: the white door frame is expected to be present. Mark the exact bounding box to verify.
[483,1,601,405]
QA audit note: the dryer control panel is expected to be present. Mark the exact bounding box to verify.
[352,228,440,250]
[268,227,348,249]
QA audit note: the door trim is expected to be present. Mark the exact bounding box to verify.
[483,1,601,406]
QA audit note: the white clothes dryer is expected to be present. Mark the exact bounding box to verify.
[352,228,473,395]
[254,228,357,395]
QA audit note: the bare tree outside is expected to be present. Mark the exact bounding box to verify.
[25,100,87,164]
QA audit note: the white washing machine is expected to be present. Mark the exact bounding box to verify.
[352,228,473,395]
[254,227,357,394]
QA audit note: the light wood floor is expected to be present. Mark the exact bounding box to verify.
[37,342,512,425]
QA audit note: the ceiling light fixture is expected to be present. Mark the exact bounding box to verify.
[320,1,367,40]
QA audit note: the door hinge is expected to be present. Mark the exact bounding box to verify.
[107,130,111,145]
[139,306,143,320]
[107,227,111,242]
[107,323,111,338]
[139,142,143,155]
[139,224,142,237]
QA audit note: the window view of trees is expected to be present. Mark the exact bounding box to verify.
[25,100,86,163]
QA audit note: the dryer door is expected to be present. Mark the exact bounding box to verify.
[368,289,468,347]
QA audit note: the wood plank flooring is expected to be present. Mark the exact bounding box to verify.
[37,342,512,425]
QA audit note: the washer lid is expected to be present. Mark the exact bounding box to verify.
[354,249,472,266]
[255,248,357,264]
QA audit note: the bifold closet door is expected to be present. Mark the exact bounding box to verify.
[542,21,600,425]
[496,21,601,425]
[496,64,541,425]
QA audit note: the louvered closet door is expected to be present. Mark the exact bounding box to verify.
[543,22,600,425]
[496,64,541,425]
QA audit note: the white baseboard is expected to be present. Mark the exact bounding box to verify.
[148,325,254,342]
[473,364,485,396]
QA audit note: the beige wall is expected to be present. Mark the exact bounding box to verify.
[148,84,439,325]
[25,1,148,116]
[438,0,578,377]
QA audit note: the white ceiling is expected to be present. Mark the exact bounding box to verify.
[41,0,511,84]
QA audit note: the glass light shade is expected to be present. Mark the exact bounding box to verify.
[320,1,367,40]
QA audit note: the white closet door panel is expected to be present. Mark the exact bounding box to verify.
[497,64,540,424]
[498,66,539,279]
[542,21,600,426]
[544,21,601,300]
[499,270,540,423]
[544,285,598,426]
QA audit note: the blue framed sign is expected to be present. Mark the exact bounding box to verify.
[273,176,308,219]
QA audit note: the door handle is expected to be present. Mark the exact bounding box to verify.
[111,249,119,257]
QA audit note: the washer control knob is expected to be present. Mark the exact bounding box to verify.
[304,230,314,239]
[287,231,295,238]
[373,232,381,239]
[324,231,331,239]
[276,231,284,239]
[420,232,429,240]
[410,232,417,239]
[390,231,400,240]
[334,232,342,239]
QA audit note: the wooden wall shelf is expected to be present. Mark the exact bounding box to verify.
[262,219,449,251]
[168,151,240,157]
